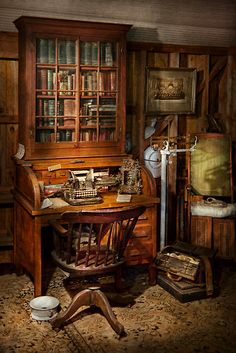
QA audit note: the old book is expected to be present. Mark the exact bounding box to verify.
[110,71,116,94]
[104,43,113,66]
[83,42,92,65]
[64,118,75,127]
[58,40,66,64]
[37,99,43,116]
[58,70,68,95]
[48,99,55,116]
[47,69,54,95]
[48,39,55,64]
[66,40,75,64]
[37,38,48,63]
[57,100,64,116]
[39,69,47,94]
[64,99,76,116]
[91,42,98,65]
[67,74,73,96]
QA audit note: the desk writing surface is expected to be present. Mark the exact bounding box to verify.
[32,193,160,216]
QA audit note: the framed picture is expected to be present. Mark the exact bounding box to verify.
[145,67,197,115]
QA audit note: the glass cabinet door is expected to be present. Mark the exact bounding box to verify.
[35,38,118,144]
[36,38,77,143]
[79,40,118,143]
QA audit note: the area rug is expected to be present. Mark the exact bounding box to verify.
[0,264,236,353]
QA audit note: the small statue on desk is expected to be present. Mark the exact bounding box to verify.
[118,159,142,194]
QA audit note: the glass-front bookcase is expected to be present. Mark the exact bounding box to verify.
[14,17,131,160]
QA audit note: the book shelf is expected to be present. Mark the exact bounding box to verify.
[14,16,131,160]
[36,39,117,144]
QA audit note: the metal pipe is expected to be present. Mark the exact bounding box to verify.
[158,137,197,251]
[160,150,168,250]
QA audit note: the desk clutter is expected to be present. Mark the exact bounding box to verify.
[40,158,142,208]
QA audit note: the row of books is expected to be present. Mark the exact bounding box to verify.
[37,39,116,67]
[80,42,115,66]
[37,117,54,127]
[99,129,115,141]
[37,99,116,118]
[37,68,116,97]
[36,117,76,128]
[80,42,98,65]
[58,70,76,95]
[80,71,116,96]
[80,71,97,96]
[37,99,76,117]
[36,129,75,143]
[36,128,114,143]
[80,103,116,116]
[37,99,55,116]
[58,40,76,64]
[79,129,114,142]
[80,118,97,126]
[57,100,76,116]
[100,118,116,126]
[36,39,76,64]
[37,69,76,96]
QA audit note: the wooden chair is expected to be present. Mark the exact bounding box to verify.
[49,205,146,335]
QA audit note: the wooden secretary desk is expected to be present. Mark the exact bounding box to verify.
[13,16,159,296]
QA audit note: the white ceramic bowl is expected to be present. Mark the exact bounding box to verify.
[29,295,59,321]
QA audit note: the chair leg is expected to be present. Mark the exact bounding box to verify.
[51,288,91,329]
[91,287,125,335]
[51,287,125,336]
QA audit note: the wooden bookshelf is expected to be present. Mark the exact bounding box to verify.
[14,16,131,160]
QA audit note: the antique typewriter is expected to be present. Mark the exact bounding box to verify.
[63,169,103,205]
[63,169,119,205]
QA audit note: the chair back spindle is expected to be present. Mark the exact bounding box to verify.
[50,206,146,277]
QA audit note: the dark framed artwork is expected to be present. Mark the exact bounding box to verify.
[145,67,197,115]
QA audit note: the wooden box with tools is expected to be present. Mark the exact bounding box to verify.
[154,241,217,302]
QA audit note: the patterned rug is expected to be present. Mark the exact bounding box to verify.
[0,264,236,353]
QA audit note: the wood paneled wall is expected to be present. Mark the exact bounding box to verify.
[0,32,18,192]
[127,42,236,242]
[0,32,18,260]
[127,43,236,152]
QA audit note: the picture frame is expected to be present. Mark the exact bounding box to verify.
[145,67,197,115]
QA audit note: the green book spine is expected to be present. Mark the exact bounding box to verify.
[37,39,48,63]
[84,42,92,65]
[48,39,55,64]
[47,70,54,95]
[66,40,75,64]
[105,43,113,66]
[91,42,98,65]
[58,41,66,64]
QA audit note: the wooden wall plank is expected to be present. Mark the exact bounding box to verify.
[0,32,18,58]
[0,60,18,123]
